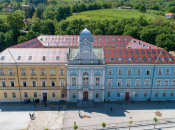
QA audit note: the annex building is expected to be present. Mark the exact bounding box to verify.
[0,28,175,102]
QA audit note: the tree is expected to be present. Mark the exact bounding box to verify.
[137,15,148,26]
[35,7,43,19]
[102,122,106,129]
[168,7,175,13]
[26,30,37,40]
[169,21,175,29]
[129,121,133,130]
[151,4,159,10]
[0,32,5,51]
[139,5,146,13]
[4,2,8,9]
[18,35,27,43]
[6,10,25,30]
[153,117,158,128]
[74,125,78,130]
[25,7,35,18]
[152,17,164,26]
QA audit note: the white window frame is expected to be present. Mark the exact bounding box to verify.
[127,69,132,75]
[164,79,169,86]
[0,69,5,76]
[22,80,27,87]
[155,92,158,97]
[95,93,99,98]
[31,80,37,87]
[117,79,122,87]
[50,69,55,76]
[158,69,163,75]
[83,72,89,85]
[8,69,13,76]
[156,79,162,86]
[33,92,37,97]
[41,80,47,87]
[144,79,150,86]
[108,69,112,75]
[24,92,28,98]
[95,76,100,86]
[4,92,7,98]
[163,91,166,97]
[166,69,171,75]
[72,93,76,98]
[146,69,151,75]
[135,91,138,97]
[118,69,123,75]
[171,91,174,97]
[31,69,36,76]
[21,69,26,76]
[50,80,56,87]
[71,77,77,86]
[144,91,147,97]
[9,80,15,87]
[60,80,65,87]
[52,92,55,97]
[126,79,131,87]
[107,92,110,97]
[137,68,141,75]
[1,80,7,87]
[61,91,64,98]
[107,79,112,87]
[12,92,16,98]
[117,92,120,97]
[172,79,175,86]
[135,79,141,86]
[40,69,46,76]
[60,69,64,75]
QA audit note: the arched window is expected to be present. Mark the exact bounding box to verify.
[82,47,90,60]
[83,72,89,85]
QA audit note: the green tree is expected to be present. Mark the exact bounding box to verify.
[129,121,133,130]
[139,5,146,13]
[26,30,37,40]
[0,32,5,51]
[35,7,43,19]
[18,35,27,43]
[6,10,25,30]
[25,7,35,18]
[41,20,55,35]
[4,2,8,9]
[168,6,175,13]
[152,17,165,26]
[102,122,106,129]
[124,24,141,39]
[153,117,158,128]
[151,4,159,10]
[74,125,78,130]
[137,15,148,26]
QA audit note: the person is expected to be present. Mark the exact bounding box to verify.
[32,113,35,119]
[53,105,55,109]
[29,113,31,119]
[58,105,60,110]
[111,107,113,111]
[79,111,81,116]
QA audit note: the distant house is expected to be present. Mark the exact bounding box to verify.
[165,13,174,20]
[23,19,33,24]
[4,6,14,12]
[118,7,125,9]
[124,6,132,9]
[22,5,29,11]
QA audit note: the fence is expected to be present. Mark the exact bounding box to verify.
[60,118,175,130]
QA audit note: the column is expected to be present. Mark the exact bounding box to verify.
[90,68,93,89]
[78,68,81,85]
[102,90,104,102]
[79,91,83,100]
[102,68,105,89]
[67,68,70,86]
[67,91,70,102]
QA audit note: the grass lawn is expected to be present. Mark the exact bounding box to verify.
[65,9,168,21]
[0,15,7,19]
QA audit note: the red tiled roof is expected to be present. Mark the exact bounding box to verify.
[165,13,174,16]
[104,48,175,64]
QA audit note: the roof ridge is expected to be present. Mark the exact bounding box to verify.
[7,49,16,64]
[155,49,163,63]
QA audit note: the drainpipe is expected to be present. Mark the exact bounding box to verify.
[8,49,22,102]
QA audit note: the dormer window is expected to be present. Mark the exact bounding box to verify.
[149,57,152,61]
[169,58,172,61]
[17,56,21,60]
[56,56,59,60]
[43,56,46,61]
[128,58,131,61]
[29,56,32,60]
[82,47,90,60]
[118,58,121,61]
[1,56,4,60]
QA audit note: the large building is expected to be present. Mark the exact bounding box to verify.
[0,28,175,102]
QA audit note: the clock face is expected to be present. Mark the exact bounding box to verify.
[84,40,87,45]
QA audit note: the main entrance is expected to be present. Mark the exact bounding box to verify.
[83,91,88,100]
[125,92,129,100]
[43,93,47,100]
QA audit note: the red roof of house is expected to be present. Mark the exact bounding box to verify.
[165,13,174,16]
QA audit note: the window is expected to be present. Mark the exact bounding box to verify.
[135,80,140,86]
[146,69,151,75]
[96,77,100,86]
[96,93,99,98]
[8,69,13,76]
[117,92,120,97]
[135,92,138,97]
[10,81,15,87]
[166,69,170,75]
[145,79,150,86]
[4,92,7,98]
[17,56,21,60]
[171,91,174,97]
[60,80,65,87]
[31,70,36,75]
[41,80,46,87]
[126,80,131,87]
[42,56,46,61]
[29,56,32,60]
[83,72,89,85]
[82,52,89,60]
[1,56,4,60]
[0,69,5,76]
[107,80,112,87]
[72,78,76,86]
[22,80,27,87]
[107,92,110,97]
[21,70,26,76]
[108,69,112,75]
[172,80,175,86]
[164,80,169,86]
[12,92,16,98]
[50,69,55,75]
[163,92,166,97]
[118,69,123,75]
[56,56,59,60]
[32,80,37,87]
[24,92,28,98]
[72,93,76,98]
[41,70,46,75]
[127,69,132,75]
[144,92,147,97]
[158,69,162,75]
[117,80,122,86]
[34,92,37,97]
[52,92,55,97]
[60,70,64,75]
[1,81,6,87]
[156,80,161,86]
[50,80,56,87]
[61,91,64,97]
[137,69,141,75]
[155,92,158,97]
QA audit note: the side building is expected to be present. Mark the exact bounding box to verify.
[0,48,67,102]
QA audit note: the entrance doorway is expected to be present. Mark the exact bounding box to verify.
[43,93,47,100]
[125,92,129,100]
[83,91,88,100]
